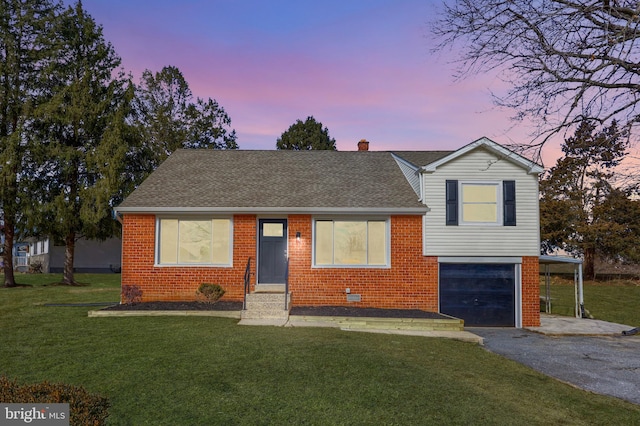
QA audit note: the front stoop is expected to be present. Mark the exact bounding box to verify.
[239,293,291,326]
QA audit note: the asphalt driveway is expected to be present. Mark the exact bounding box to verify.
[469,327,640,406]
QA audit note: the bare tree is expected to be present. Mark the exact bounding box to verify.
[432,0,640,157]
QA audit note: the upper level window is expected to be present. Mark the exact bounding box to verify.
[157,218,232,266]
[461,182,500,224]
[314,219,388,267]
[446,180,516,226]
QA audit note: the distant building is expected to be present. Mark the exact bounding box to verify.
[28,237,121,273]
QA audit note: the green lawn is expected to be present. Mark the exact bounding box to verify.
[540,275,640,326]
[2,273,640,425]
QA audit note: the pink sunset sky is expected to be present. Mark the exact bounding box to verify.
[72,0,562,165]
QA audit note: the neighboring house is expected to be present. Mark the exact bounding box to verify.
[28,237,122,273]
[13,242,30,272]
[114,137,543,327]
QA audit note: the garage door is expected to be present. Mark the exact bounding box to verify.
[439,263,515,327]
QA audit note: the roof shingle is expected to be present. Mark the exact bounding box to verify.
[117,150,443,213]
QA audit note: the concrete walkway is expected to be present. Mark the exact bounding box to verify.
[527,314,637,336]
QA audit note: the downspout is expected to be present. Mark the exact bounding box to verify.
[578,262,585,318]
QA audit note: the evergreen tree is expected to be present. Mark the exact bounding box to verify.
[276,116,336,150]
[0,0,57,287]
[540,121,630,278]
[28,1,132,285]
[132,65,237,177]
[591,188,640,266]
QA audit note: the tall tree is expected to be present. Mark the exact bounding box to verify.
[132,65,238,176]
[0,0,56,287]
[540,121,629,278]
[28,1,132,285]
[591,188,640,266]
[432,0,640,151]
[277,116,337,150]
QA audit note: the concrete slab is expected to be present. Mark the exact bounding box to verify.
[527,314,635,336]
[88,310,241,319]
[342,328,483,344]
[286,316,482,343]
[238,318,289,327]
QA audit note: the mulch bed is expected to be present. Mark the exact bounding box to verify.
[290,306,449,319]
[101,302,446,319]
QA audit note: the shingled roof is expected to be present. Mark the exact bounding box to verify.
[115,149,449,214]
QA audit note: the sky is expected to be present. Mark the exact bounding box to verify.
[69,0,559,164]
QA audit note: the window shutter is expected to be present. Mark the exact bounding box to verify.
[445,180,458,226]
[503,180,516,226]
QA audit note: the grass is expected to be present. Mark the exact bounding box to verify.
[540,275,640,326]
[2,273,640,425]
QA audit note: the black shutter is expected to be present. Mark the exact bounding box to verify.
[446,180,458,226]
[503,180,516,226]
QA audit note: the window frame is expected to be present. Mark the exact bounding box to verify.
[458,181,503,226]
[155,216,233,267]
[312,217,391,268]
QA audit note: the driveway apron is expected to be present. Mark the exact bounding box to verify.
[469,328,640,406]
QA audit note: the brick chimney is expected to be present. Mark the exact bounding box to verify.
[357,139,369,151]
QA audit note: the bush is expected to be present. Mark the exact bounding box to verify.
[0,376,110,426]
[121,285,142,305]
[196,283,225,304]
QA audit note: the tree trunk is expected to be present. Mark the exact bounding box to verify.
[63,232,76,285]
[3,216,16,287]
[584,246,596,280]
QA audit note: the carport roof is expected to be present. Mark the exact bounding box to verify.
[539,255,583,265]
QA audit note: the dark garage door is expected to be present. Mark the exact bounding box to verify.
[440,263,515,327]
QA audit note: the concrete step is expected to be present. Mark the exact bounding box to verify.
[254,284,286,293]
[245,301,289,310]
[242,292,291,320]
[245,293,289,303]
[241,309,290,320]
[288,315,464,332]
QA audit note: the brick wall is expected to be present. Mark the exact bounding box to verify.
[288,215,439,311]
[521,255,541,327]
[121,213,439,311]
[121,213,539,326]
[121,214,256,302]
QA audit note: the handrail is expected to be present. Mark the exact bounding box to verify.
[243,257,252,310]
[284,258,289,311]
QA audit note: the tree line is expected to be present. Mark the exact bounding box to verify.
[1,1,338,287]
[0,1,238,287]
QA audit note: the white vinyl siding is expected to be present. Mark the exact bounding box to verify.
[423,147,540,256]
[393,155,421,197]
[157,218,232,266]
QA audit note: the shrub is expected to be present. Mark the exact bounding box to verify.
[0,376,110,426]
[196,283,225,304]
[121,285,142,305]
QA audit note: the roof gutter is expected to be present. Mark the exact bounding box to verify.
[113,206,429,215]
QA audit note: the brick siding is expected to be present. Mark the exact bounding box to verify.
[521,255,541,327]
[121,214,255,301]
[121,213,540,325]
[121,214,438,311]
